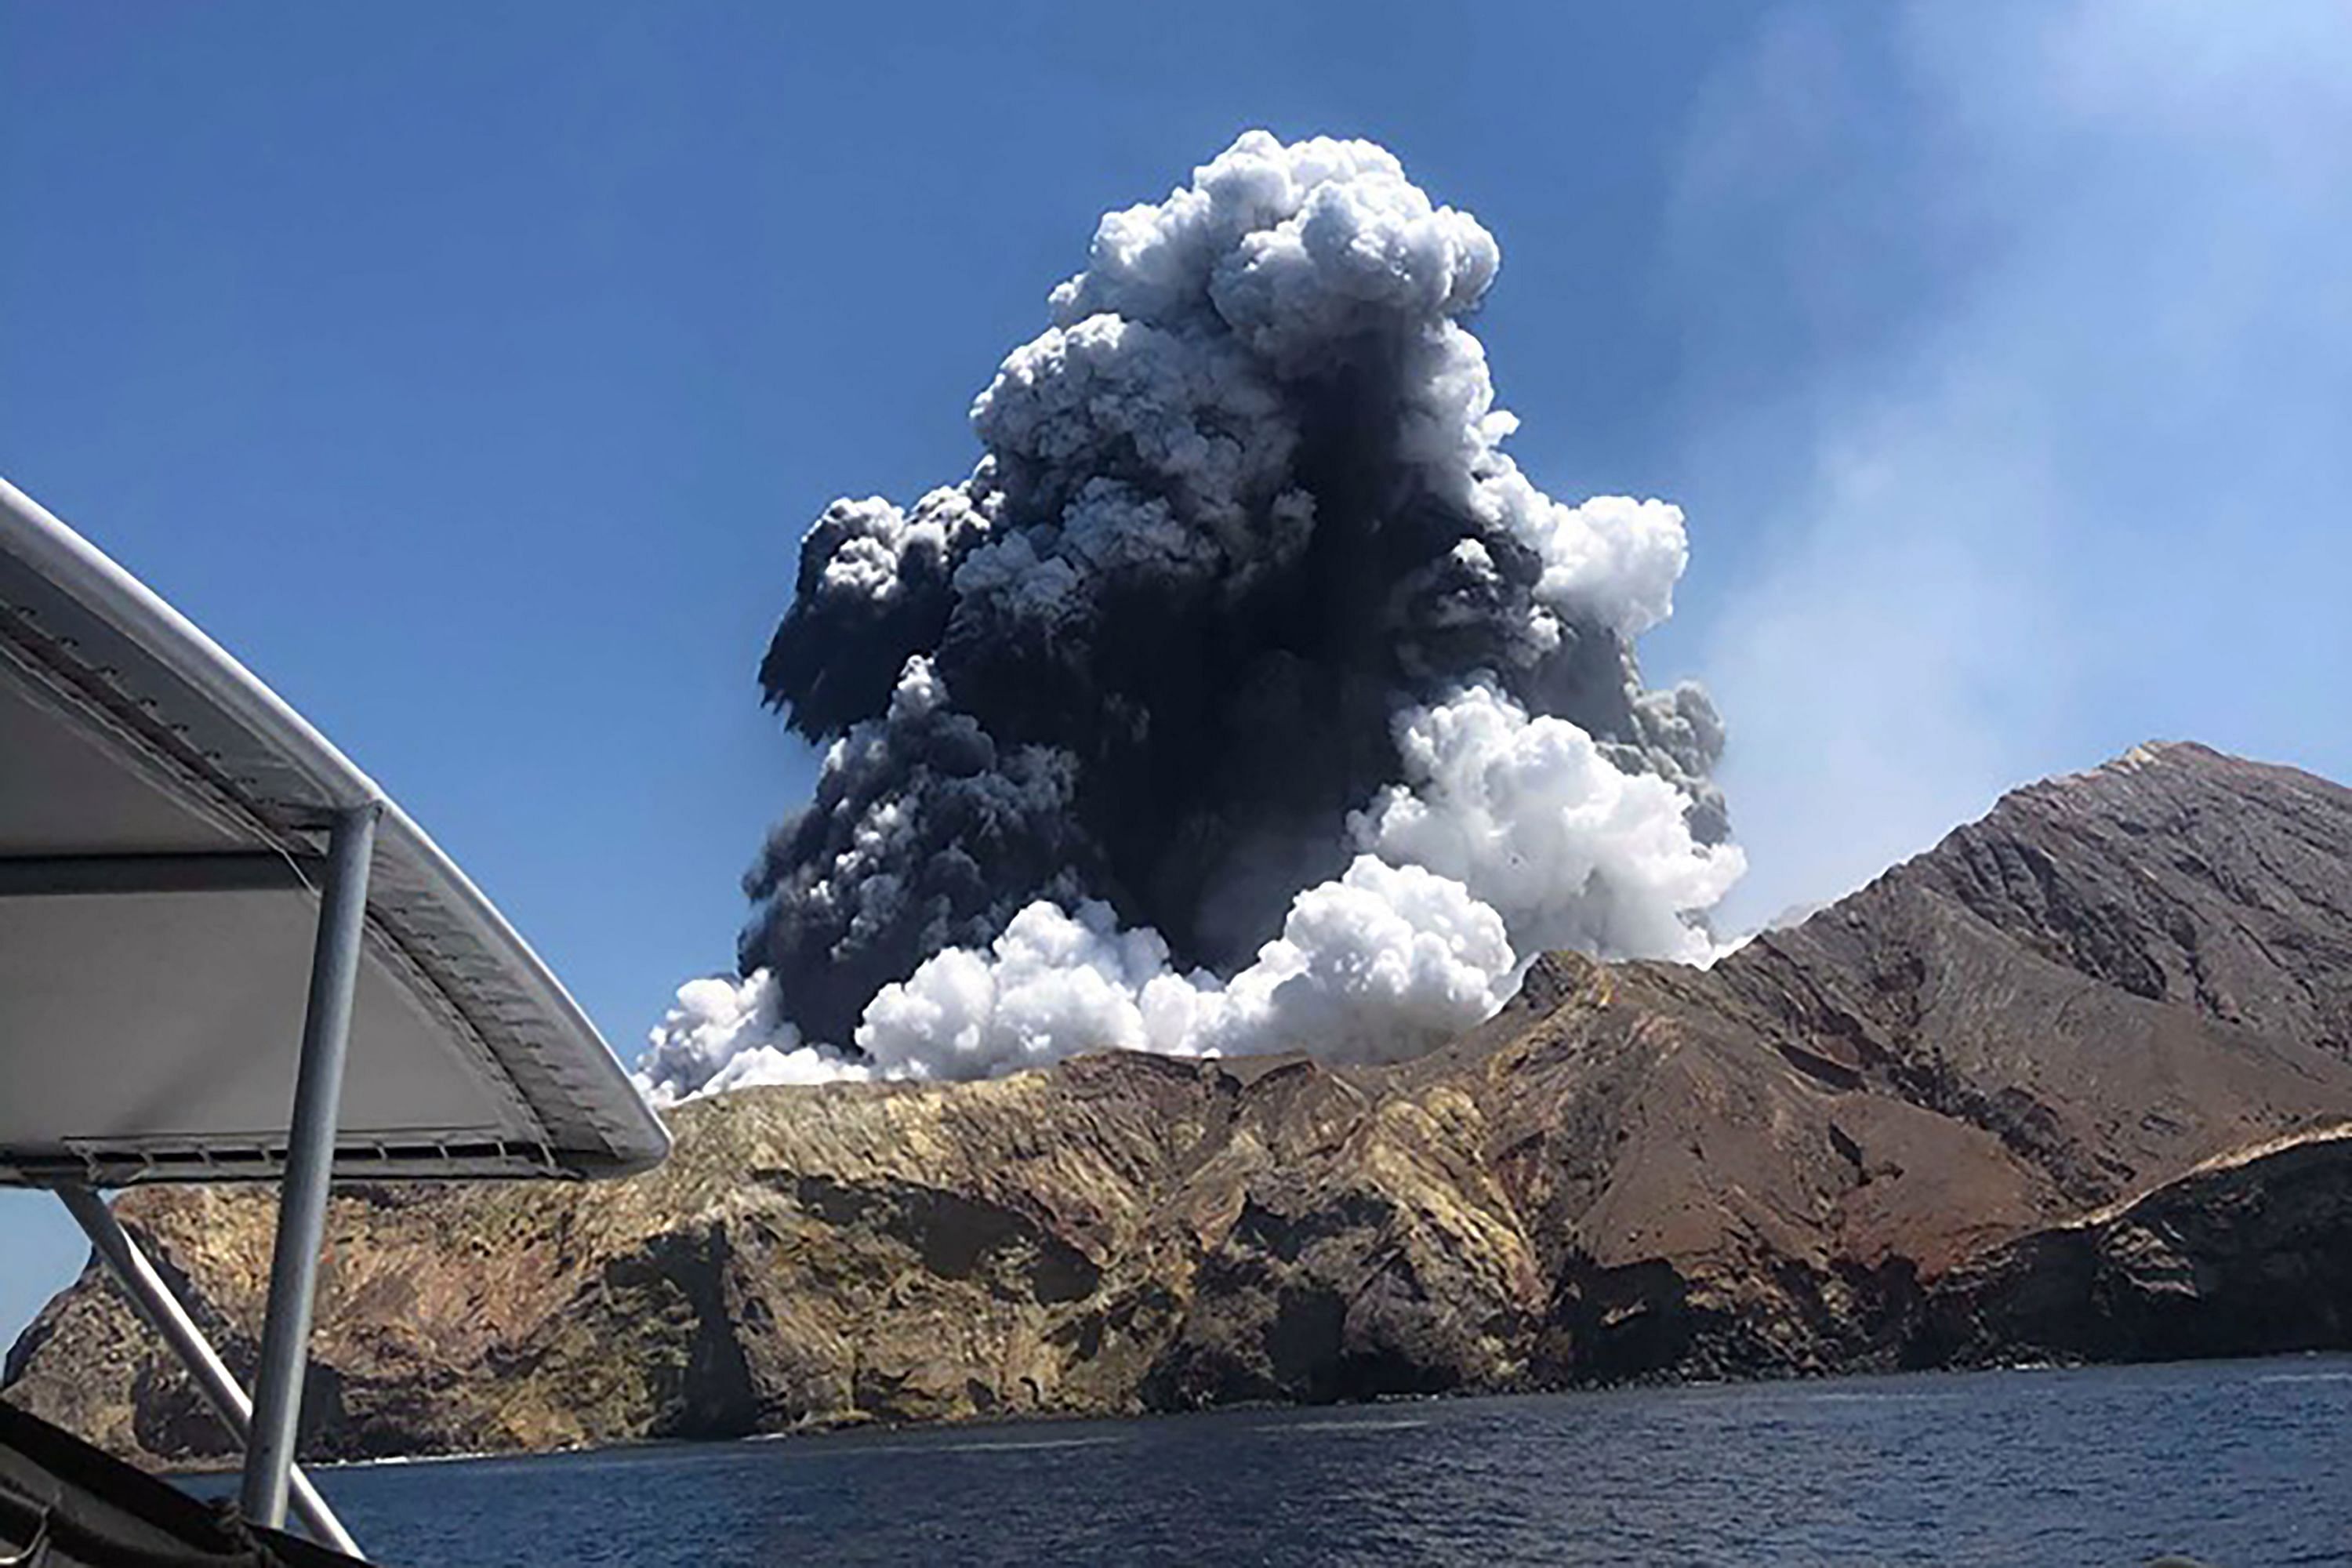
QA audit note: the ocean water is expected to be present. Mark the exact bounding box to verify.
[244,1357,2352,1567]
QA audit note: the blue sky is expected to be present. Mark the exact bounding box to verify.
[2,3,2347,1338]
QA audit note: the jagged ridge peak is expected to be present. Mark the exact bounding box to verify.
[1744,739,2352,1065]
[2016,737,2339,811]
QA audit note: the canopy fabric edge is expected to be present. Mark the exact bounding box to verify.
[0,476,669,1184]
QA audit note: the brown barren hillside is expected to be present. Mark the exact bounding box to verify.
[9,742,2352,1468]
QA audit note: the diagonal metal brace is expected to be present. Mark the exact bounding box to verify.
[53,1184,361,1556]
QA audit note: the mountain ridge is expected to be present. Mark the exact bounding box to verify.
[9,740,2352,1465]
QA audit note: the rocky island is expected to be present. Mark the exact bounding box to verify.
[9,740,2352,1468]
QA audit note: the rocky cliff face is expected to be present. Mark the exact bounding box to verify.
[9,742,2352,1466]
[1913,1128,2352,1368]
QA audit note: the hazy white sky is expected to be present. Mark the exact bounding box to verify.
[1672,2,2352,927]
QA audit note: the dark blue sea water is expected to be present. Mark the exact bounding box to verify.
[242,1357,2352,1566]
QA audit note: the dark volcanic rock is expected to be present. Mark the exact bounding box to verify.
[1911,1130,2352,1367]
[9,742,2352,1466]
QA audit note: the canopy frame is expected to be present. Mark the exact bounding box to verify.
[34,803,380,1547]
[2,474,673,1560]
[0,474,670,1190]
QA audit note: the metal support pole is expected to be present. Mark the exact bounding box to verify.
[54,1185,361,1556]
[238,801,379,1532]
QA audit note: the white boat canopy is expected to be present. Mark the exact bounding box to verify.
[0,476,668,1185]
[1,474,670,1553]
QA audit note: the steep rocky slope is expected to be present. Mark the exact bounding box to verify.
[9,741,2352,1467]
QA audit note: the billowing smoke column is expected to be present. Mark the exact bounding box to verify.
[637,131,1743,1103]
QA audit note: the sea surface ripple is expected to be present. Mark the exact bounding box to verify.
[263,1356,2352,1566]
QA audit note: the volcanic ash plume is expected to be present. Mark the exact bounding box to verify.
[637,130,1744,1103]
